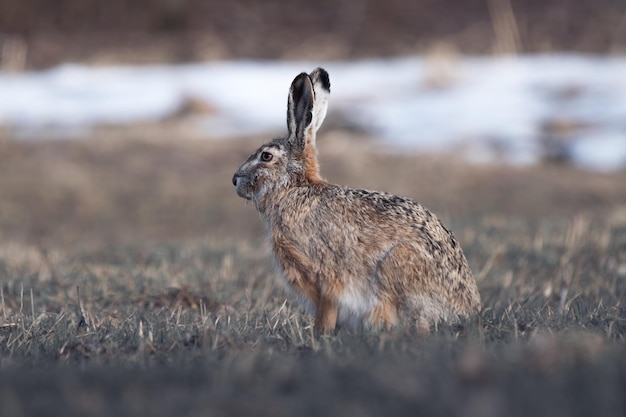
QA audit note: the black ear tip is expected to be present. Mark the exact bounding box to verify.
[311,67,330,92]
[291,72,311,88]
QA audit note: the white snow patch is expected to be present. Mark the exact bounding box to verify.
[1,55,625,171]
[568,133,626,172]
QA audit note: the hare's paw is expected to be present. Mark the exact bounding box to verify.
[366,301,399,330]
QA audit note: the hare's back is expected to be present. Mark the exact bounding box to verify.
[291,185,470,268]
[343,188,459,244]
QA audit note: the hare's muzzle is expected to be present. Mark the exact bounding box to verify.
[232,173,253,200]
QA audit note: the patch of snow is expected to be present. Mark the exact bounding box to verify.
[568,132,626,172]
[1,55,625,171]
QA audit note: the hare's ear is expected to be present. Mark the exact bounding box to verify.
[309,68,330,132]
[286,72,314,151]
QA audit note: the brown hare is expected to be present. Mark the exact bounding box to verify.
[232,68,480,334]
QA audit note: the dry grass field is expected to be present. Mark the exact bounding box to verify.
[1,130,626,416]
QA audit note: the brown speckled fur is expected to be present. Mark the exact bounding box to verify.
[233,68,480,334]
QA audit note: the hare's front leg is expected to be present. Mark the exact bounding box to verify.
[271,234,341,334]
[284,270,338,334]
[315,293,338,335]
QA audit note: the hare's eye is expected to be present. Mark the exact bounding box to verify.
[260,151,273,162]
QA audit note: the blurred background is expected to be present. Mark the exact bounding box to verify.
[1,0,625,65]
[0,0,625,247]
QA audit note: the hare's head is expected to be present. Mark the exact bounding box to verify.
[232,68,330,204]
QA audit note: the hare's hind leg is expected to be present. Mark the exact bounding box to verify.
[367,300,399,329]
[376,242,450,322]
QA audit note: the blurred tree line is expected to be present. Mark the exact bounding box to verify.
[0,0,624,68]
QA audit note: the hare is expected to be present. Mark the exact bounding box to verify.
[232,68,480,334]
